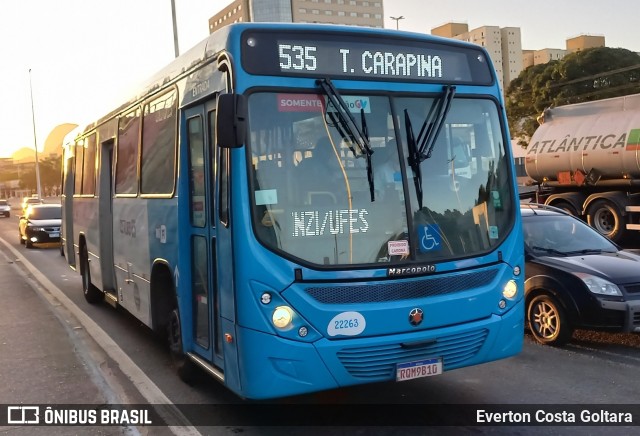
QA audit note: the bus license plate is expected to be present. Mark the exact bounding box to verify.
[396,357,442,381]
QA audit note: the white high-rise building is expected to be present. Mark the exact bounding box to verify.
[209,0,384,34]
[431,22,524,93]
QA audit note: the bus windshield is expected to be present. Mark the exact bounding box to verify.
[248,92,513,266]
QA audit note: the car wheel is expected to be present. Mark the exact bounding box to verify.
[168,307,195,384]
[587,199,626,243]
[527,293,573,346]
[81,246,103,304]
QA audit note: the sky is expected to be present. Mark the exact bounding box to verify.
[1,0,639,158]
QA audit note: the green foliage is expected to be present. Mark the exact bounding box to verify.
[18,155,61,193]
[505,47,640,146]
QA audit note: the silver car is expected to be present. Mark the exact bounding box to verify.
[0,199,10,218]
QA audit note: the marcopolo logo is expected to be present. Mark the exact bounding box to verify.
[387,265,436,277]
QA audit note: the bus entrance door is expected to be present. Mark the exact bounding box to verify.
[184,104,224,370]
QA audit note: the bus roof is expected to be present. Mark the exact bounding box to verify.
[75,22,494,136]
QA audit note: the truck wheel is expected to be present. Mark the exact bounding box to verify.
[552,201,577,216]
[587,199,626,243]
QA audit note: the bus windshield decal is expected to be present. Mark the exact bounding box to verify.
[242,30,492,84]
[278,94,325,112]
[291,209,369,237]
[277,93,372,114]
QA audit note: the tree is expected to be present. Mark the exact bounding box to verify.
[506,47,640,146]
[506,61,559,145]
[18,155,61,195]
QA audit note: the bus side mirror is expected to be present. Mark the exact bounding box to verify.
[216,94,247,148]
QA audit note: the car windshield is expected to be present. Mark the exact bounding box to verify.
[0,200,7,206]
[523,214,618,255]
[29,207,61,220]
[247,91,514,266]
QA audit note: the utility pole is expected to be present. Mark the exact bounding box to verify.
[171,0,180,58]
[390,16,405,30]
[28,69,42,199]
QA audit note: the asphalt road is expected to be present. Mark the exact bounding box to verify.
[1,210,640,435]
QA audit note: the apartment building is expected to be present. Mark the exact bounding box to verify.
[566,34,605,53]
[209,0,384,33]
[431,23,523,93]
[430,21,611,91]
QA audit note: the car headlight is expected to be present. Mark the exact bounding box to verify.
[574,273,622,296]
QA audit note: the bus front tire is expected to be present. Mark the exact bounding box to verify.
[168,307,195,384]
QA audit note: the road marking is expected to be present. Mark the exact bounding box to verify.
[0,236,200,436]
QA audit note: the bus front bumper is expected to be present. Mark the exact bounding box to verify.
[235,298,523,400]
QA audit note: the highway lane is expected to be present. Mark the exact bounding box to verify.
[2,213,640,435]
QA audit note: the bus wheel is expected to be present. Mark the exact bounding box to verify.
[527,293,573,346]
[168,307,195,384]
[587,199,626,243]
[81,246,103,304]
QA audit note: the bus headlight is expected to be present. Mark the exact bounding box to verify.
[502,280,518,299]
[272,306,293,329]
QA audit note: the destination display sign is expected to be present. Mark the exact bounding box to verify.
[241,30,493,85]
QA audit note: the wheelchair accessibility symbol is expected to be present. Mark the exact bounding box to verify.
[419,224,442,252]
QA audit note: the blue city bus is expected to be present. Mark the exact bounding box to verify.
[61,22,524,400]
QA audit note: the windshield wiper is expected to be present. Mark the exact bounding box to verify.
[530,246,567,256]
[360,108,375,201]
[405,85,456,209]
[317,78,375,201]
[563,249,609,255]
[405,110,423,209]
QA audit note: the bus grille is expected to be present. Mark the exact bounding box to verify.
[305,269,497,304]
[336,329,488,380]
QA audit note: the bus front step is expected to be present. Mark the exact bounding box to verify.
[104,291,118,308]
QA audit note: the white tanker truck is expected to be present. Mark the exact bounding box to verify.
[524,93,640,243]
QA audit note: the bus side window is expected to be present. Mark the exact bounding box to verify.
[115,108,141,195]
[188,116,206,228]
